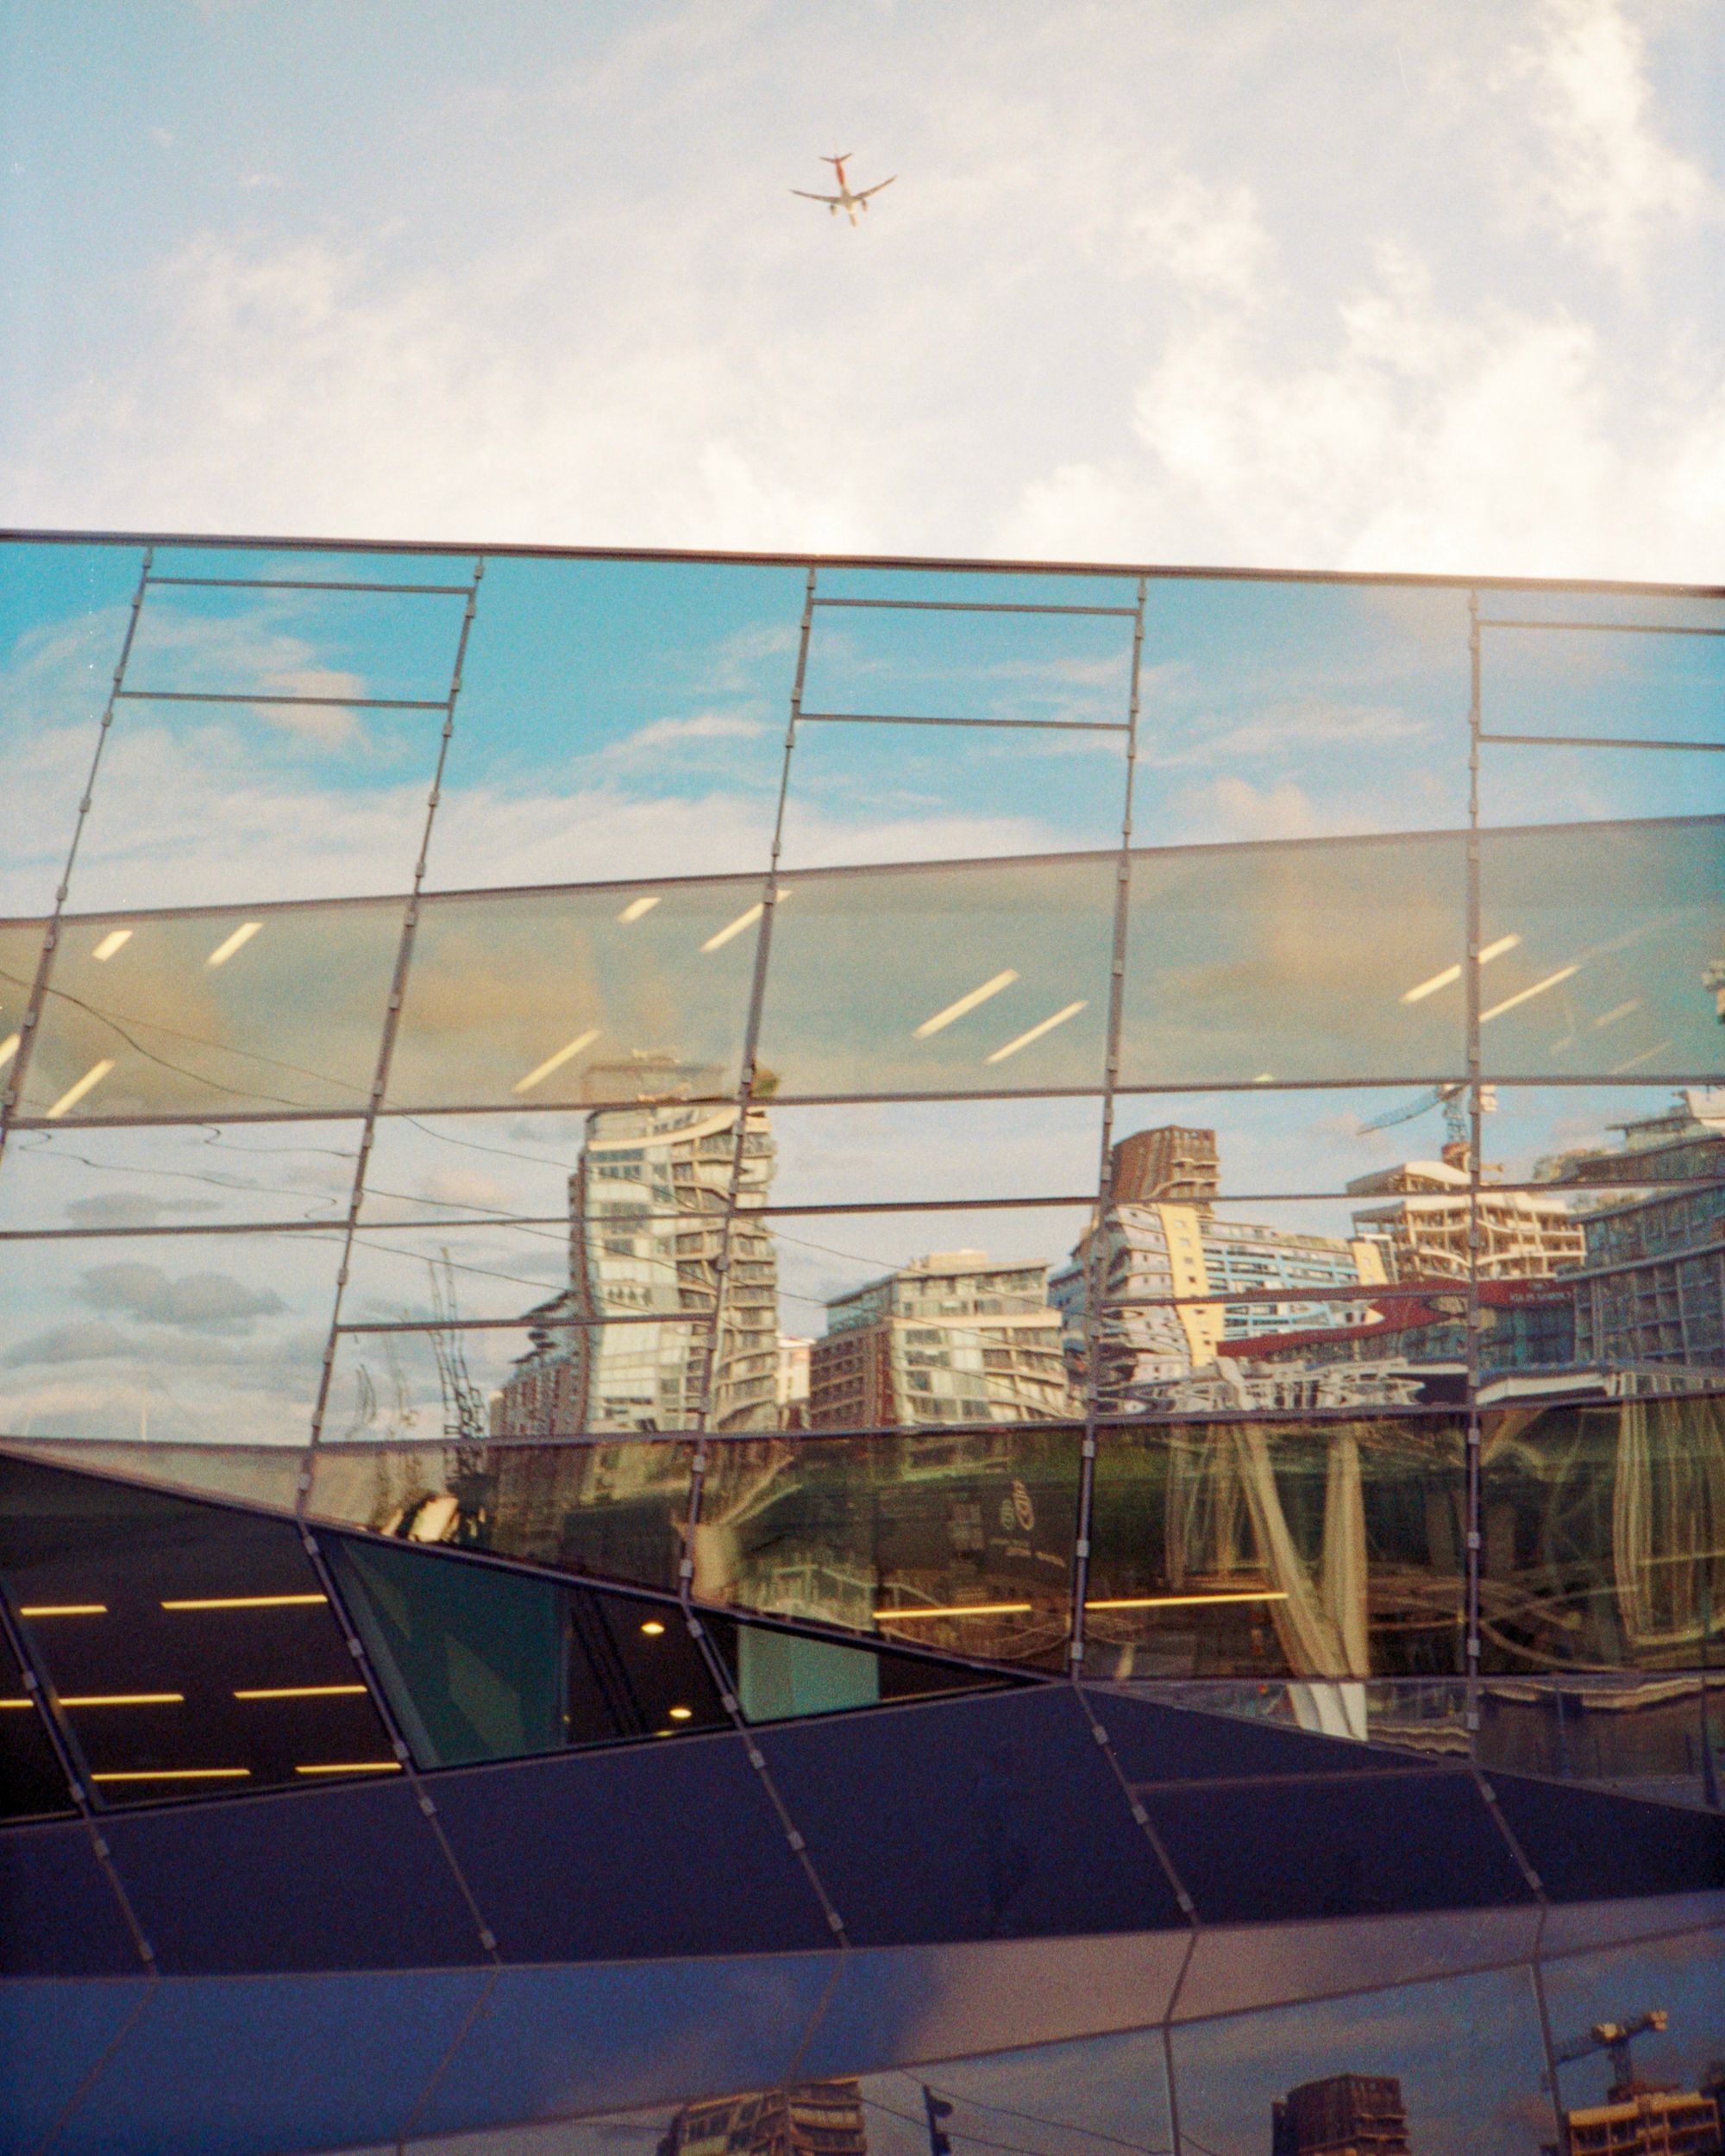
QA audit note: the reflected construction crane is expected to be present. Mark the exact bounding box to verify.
[424,1250,491,1545]
[1359,1081,1496,1152]
[1554,2008,1668,2092]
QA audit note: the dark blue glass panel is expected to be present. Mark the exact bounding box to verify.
[1485,1770,1725,1902]
[415,1956,837,2139]
[99,1779,487,1973]
[1081,1683,1427,1783]
[1139,1768,1532,1923]
[0,1977,151,2156]
[430,1736,835,1960]
[48,1969,487,2156]
[755,1685,1185,1945]
[0,1818,142,1975]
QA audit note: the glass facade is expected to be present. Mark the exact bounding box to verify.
[0,535,1720,2153]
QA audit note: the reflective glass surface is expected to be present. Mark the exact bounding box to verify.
[0,1623,71,1818]
[3,534,1723,1758]
[0,1456,398,1802]
[1539,1931,1725,2135]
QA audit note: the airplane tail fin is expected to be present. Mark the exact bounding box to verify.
[824,152,852,170]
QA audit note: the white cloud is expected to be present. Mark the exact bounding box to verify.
[1508,0,1715,273]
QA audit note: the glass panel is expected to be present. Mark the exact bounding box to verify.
[696,1425,1081,1670]
[1477,818,1725,1081]
[1170,1965,1552,2153]
[1134,577,1471,847]
[785,1206,1090,1430]
[0,918,47,1083]
[768,1098,1103,1209]
[1539,1932,1725,2140]
[723,1620,1001,1722]
[326,1533,726,1765]
[357,1109,590,1226]
[756,854,1115,1099]
[1482,741,1725,830]
[1477,1673,1724,1808]
[0,541,146,914]
[1479,606,1725,745]
[850,2028,1173,2156]
[1111,1087,1490,1200]
[63,549,471,911]
[0,1228,343,1445]
[801,578,1138,728]
[1480,1393,1725,1673]
[1119,830,1468,1088]
[306,1436,693,1593]
[423,555,806,888]
[1478,1083,1725,1191]
[0,1624,72,1819]
[16,900,400,1121]
[779,716,1129,868]
[386,881,758,1112]
[1087,1417,1465,1684]
[0,1118,364,1232]
[1125,1676,1472,1758]
[0,1437,305,1517]
[0,1455,398,1802]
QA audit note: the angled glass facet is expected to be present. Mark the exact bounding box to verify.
[1119,829,1469,1088]
[756,853,1115,1098]
[386,879,758,1112]
[16,900,400,1122]
[0,1455,397,1803]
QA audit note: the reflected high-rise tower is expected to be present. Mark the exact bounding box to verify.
[493,1092,780,1435]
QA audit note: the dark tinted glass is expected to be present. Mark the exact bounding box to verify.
[0,1626,72,1818]
[0,1457,397,1802]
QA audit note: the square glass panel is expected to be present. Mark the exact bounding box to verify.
[1480,739,1725,827]
[423,555,807,888]
[386,878,760,1112]
[1087,1415,1465,1681]
[781,1206,1092,1430]
[756,853,1116,1099]
[0,1227,343,1445]
[1478,601,1725,746]
[1477,818,1725,1081]
[0,541,147,915]
[0,1118,364,1234]
[1480,1393,1725,1672]
[696,1424,1081,1670]
[779,716,1130,868]
[0,1455,398,1803]
[305,1436,693,1594]
[1118,829,1469,1088]
[16,899,401,1122]
[1133,576,1471,846]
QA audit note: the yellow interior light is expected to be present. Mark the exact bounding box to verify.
[512,1028,600,1095]
[1083,1590,1290,1610]
[985,1000,1086,1064]
[875,1601,1034,1620]
[160,1593,327,1611]
[233,1683,367,1700]
[46,1059,116,1119]
[617,894,661,923]
[91,929,133,962]
[56,1692,184,1707]
[18,1602,107,1618]
[205,920,262,968]
[701,889,789,954]
[91,1768,250,1783]
[294,1761,403,1775]
[667,1705,693,1720]
[0,1033,18,1071]
[1481,965,1579,1025]
[639,1620,667,1636]
[914,970,1018,1039]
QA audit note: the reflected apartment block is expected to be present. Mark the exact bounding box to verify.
[807,1251,1069,1426]
[1051,1128,1386,1409]
[493,1091,780,1434]
[1347,1148,1586,1282]
[1271,2073,1412,2156]
[659,2083,868,2156]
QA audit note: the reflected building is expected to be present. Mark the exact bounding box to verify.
[1348,1148,1586,1282]
[1271,2073,1411,2155]
[807,1251,1070,1427]
[659,2082,867,2156]
[493,1086,780,1435]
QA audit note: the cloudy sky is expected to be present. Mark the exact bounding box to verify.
[3,0,1722,577]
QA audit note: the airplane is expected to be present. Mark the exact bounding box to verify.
[793,153,895,227]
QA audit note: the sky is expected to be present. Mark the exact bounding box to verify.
[3,0,1724,578]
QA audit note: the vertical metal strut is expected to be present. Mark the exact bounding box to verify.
[1067,575,1149,1674]
[0,548,153,1175]
[1465,589,1484,1739]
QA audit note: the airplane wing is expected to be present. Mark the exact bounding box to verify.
[855,176,897,201]
[792,190,842,203]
